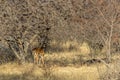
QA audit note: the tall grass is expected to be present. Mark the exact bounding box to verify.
[0,62,107,80]
[0,41,120,80]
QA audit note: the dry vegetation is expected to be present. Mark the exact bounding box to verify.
[0,43,120,80]
[0,63,105,80]
[0,53,119,80]
[0,0,120,80]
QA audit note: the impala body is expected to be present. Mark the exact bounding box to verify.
[32,48,44,65]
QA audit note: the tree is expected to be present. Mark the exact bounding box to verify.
[90,0,120,62]
[0,0,52,63]
[73,0,120,62]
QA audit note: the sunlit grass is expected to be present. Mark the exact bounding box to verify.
[0,62,107,80]
[0,41,119,80]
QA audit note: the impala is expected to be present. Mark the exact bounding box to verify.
[32,48,44,65]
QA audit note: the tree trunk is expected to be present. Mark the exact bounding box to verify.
[106,24,113,63]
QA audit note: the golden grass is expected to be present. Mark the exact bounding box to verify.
[0,41,119,80]
[52,65,106,80]
[0,62,107,80]
[50,41,91,55]
[0,52,119,80]
[0,63,43,75]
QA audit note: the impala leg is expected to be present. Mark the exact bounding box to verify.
[33,52,36,64]
[34,56,37,64]
[38,55,41,64]
[34,53,39,64]
[37,56,39,64]
[41,56,44,65]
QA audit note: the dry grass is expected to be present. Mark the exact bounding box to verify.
[52,65,106,80]
[45,51,86,67]
[0,53,119,80]
[50,41,90,55]
[0,62,108,80]
[45,41,92,66]
[0,41,120,80]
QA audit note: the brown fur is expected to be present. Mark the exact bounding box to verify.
[32,48,44,65]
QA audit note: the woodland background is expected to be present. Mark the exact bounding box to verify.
[0,0,120,80]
